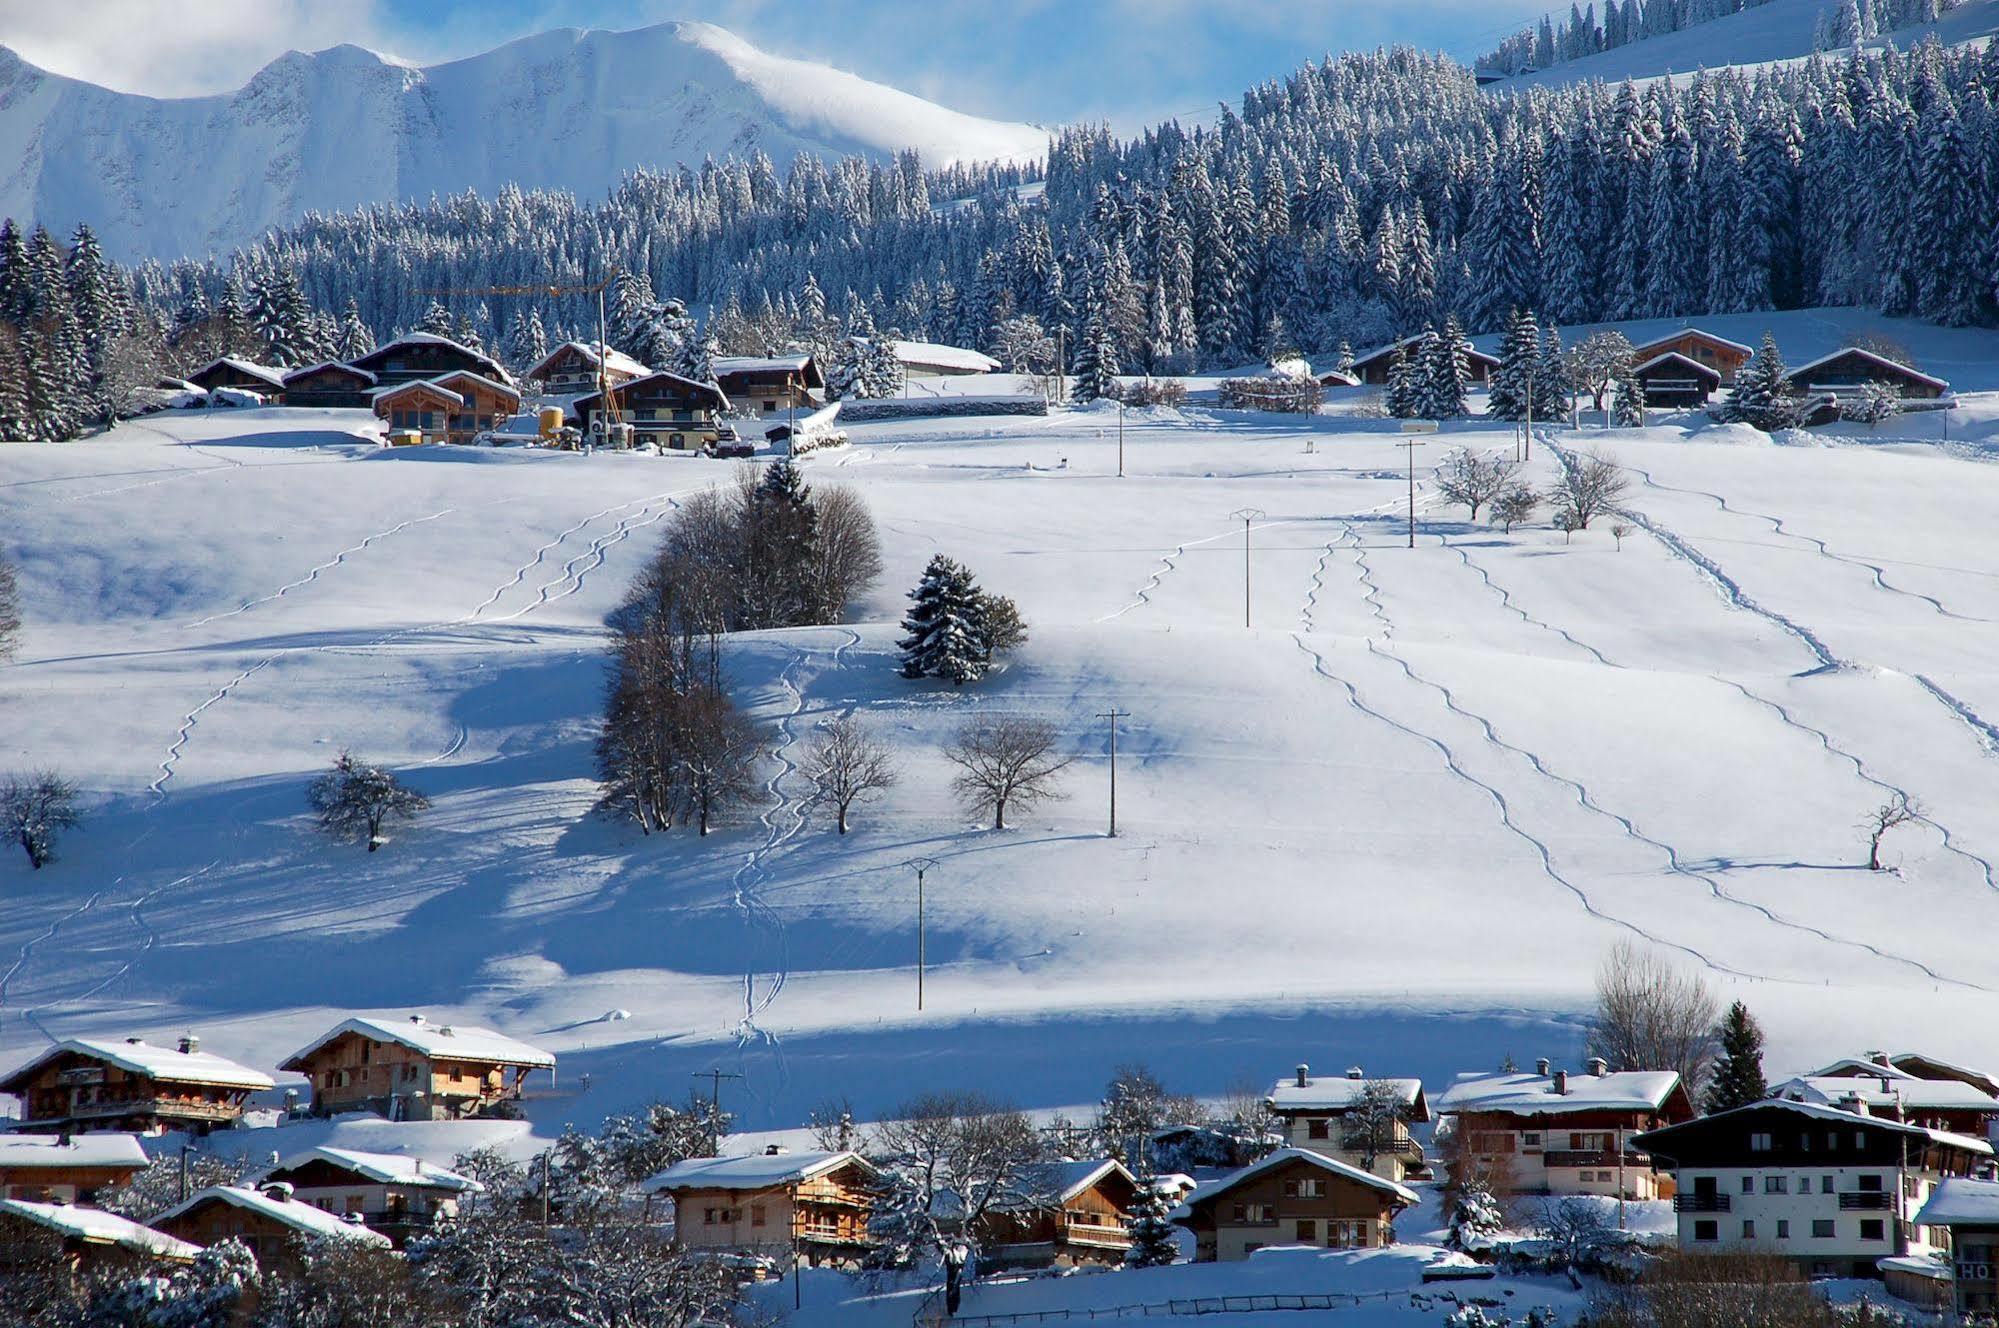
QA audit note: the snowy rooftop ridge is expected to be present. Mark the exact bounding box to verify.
[427,369,524,402]
[1267,1068,1428,1118]
[191,357,287,389]
[281,361,377,386]
[278,1014,555,1071]
[1177,1147,1420,1214]
[1773,1073,1999,1113]
[255,1146,484,1193]
[0,1133,148,1170]
[370,380,466,406]
[1634,1097,1995,1157]
[355,333,515,386]
[155,1185,393,1245]
[1434,1066,1683,1116]
[1789,345,1951,391]
[0,1038,274,1093]
[1919,1177,1999,1227]
[0,1200,201,1261]
[641,1148,870,1193]
[529,342,651,381]
[887,340,1000,373]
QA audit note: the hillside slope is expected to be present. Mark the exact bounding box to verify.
[0,21,1048,262]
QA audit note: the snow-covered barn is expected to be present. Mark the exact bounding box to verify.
[281,361,377,409]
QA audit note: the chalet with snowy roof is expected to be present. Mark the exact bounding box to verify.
[1917,1177,1999,1318]
[277,1014,554,1122]
[0,1200,199,1273]
[573,370,731,451]
[371,380,462,444]
[1791,347,1950,401]
[0,1036,273,1137]
[1882,1052,1999,1099]
[642,1147,876,1267]
[426,369,523,443]
[152,1182,390,1272]
[1772,1052,1999,1139]
[1633,1097,1990,1280]
[348,332,513,390]
[1172,1147,1418,1263]
[187,357,287,397]
[1634,352,1723,407]
[1349,335,1498,386]
[0,1132,148,1203]
[1267,1064,1431,1183]
[1628,329,1754,384]
[889,340,1000,378]
[713,354,825,416]
[1433,1058,1694,1199]
[974,1159,1139,1270]
[526,341,651,396]
[279,361,377,409]
[248,1146,481,1246]
[1316,367,1361,389]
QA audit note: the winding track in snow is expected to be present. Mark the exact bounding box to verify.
[185,508,459,628]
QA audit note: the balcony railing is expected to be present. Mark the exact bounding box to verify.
[1541,1150,1649,1170]
[1839,1193,1893,1210]
[1674,1193,1731,1213]
[1063,1221,1131,1248]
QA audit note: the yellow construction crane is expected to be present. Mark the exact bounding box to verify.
[416,268,626,437]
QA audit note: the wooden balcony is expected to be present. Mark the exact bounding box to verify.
[1062,1221,1131,1249]
[1541,1150,1649,1170]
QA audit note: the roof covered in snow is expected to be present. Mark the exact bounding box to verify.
[1268,1072,1428,1119]
[641,1149,871,1194]
[572,369,731,411]
[1628,328,1755,357]
[1017,1158,1134,1206]
[713,354,815,375]
[369,380,465,406]
[1633,1097,1994,1158]
[1789,346,1951,391]
[426,369,524,403]
[351,332,515,386]
[1775,1073,1999,1114]
[281,361,377,386]
[888,340,999,373]
[256,1146,483,1193]
[190,356,288,389]
[1435,1068,1683,1117]
[156,1185,392,1245]
[1634,351,1723,381]
[1918,1177,1999,1227]
[528,341,650,381]
[0,1038,274,1093]
[1351,334,1500,368]
[279,1015,554,1071]
[0,1133,149,1171]
[0,1200,201,1260]
[1176,1148,1419,1214]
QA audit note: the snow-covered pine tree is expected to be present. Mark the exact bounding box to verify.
[1124,1173,1180,1268]
[1383,346,1422,419]
[898,556,990,686]
[416,300,455,337]
[1612,362,1646,426]
[1705,1000,1769,1113]
[674,321,717,384]
[1538,327,1574,419]
[1717,332,1801,431]
[863,334,906,398]
[505,307,544,377]
[1334,339,1356,379]
[1424,315,1471,419]
[1486,308,1541,420]
[1069,297,1122,404]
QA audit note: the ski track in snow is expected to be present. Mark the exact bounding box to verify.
[0,893,102,1036]
[486,495,681,622]
[184,508,460,628]
[149,657,280,797]
[1331,524,1980,989]
[1444,544,1616,667]
[1914,674,1999,757]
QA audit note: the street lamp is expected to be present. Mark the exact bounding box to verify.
[906,858,940,1010]
[1229,508,1265,629]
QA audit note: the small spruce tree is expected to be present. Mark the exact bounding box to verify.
[1718,333,1802,432]
[1125,1173,1180,1268]
[1704,1001,1769,1113]
[898,556,990,686]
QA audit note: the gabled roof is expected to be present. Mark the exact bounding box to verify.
[1633,351,1723,382]
[0,1132,149,1171]
[1350,334,1500,369]
[1435,1068,1684,1117]
[1268,1073,1429,1120]
[369,380,465,407]
[0,1200,201,1261]
[1772,1073,1999,1115]
[1632,1097,1994,1159]
[1629,328,1755,358]
[281,361,377,386]
[1176,1147,1419,1216]
[1789,346,1950,391]
[254,1146,483,1194]
[1317,368,1361,387]
[713,354,825,389]
[155,1185,392,1246]
[641,1149,872,1194]
[189,356,287,389]
[278,1015,554,1072]
[887,340,1000,373]
[1919,1177,1999,1227]
[528,341,650,382]
[426,370,524,405]
[572,369,731,413]
[0,1038,274,1094]
[1890,1053,1999,1098]
[351,333,514,386]
[1019,1159,1135,1206]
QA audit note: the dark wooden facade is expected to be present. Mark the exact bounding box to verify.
[1635,352,1723,406]
[0,1041,269,1137]
[574,371,731,450]
[187,358,285,396]
[281,363,377,409]
[349,335,512,389]
[1792,348,1949,400]
[713,357,824,417]
[1630,330,1753,384]
[1174,1151,1413,1262]
[428,371,522,444]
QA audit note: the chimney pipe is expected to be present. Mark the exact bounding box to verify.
[178,1034,199,1055]
[1296,1064,1310,1089]
[1535,1058,1551,1077]
[1868,1051,1890,1067]
[261,1181,294,1203]
[1553,1070,1569,1096]
[1346,1066,1364,1081]
[1586,1057,1608,1077]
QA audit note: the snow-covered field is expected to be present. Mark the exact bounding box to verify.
[6,368,1999,1147]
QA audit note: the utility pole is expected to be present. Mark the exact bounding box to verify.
[1056,327,1067,405]
[1117,399,1126,478]
[691,1068,743,1154]
[1095,706,1127,837]
[1397,438,1430,548]
[1521,367,1535,463]
[540,1149,552,1229]
[906,858,940,1010]
[1229,508,1265,629]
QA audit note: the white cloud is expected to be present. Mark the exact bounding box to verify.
[0,0,405,96]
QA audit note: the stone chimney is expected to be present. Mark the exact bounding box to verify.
[1535,1058,1551,1077]
[1868,1051,1891,1067]
[1346,1066,1364,1081]
[261,1181,295,1203]
[764,1143,789,1156]
[1553,1070,1570,1096]
[1840,1090,1870,1117]
[1586,1057,1608,1077]
[1296,1064,1310,1089]
[178,1034,199,1055]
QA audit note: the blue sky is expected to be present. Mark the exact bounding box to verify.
[0,0,1547,129]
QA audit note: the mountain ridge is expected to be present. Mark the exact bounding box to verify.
[0,21,1049,262]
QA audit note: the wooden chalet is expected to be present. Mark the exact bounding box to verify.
[975,1159,1138,1270]
[152,1183,390,1273]
[0,1132,148,1203]
[573,370,731,451]
[427,369,523,443]
[713,355,824,417]
[279,1014,553,1121]
[1433,1058,1694,1199]
[248,1146,480,1247]
[371,380,463,444]
[1266,1064,1431,1182]
[1628,329,1754,384]
[526,341,650,396]
[1772,1052,1999,1139]
[1173,1148,1418,1263]
[887,340,999,378]
[1349,335,1499,386]
[348,333,514,390]
[186,357,286,397]
[281,361,377,409]
[0,1200,198,1275]
[1634,352,1723,407]
[1791,347,1950,401]
[0,1036,273,1137]
[643,1147,876,1267]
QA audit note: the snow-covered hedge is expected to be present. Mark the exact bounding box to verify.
[838,398,1049,422]
[1216,376,1324,413]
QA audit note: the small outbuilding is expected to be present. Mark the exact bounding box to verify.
[887,340,1000,378]
[1633,352,1723,407]
[1790,347,1950,401]
[186,357,287,398]
[370,381,464,444]
[0,1132,149,1203]
[281,362,377,409]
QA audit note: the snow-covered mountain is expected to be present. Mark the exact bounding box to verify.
[0,22,1049,262]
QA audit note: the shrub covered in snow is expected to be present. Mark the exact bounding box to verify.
[1217,373,1323,413]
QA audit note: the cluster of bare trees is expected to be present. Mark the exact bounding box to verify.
[1434,445,1633,545]
[1587,940,1721,1098]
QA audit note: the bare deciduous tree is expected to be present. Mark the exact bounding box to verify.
[2,771,81,869]
[869,1092,1047,1258]
[803,715,898,834]
[808,1096,859,1152]
[811,483,885,623]
[307,752,429,852]
[943,715,1071,830]
[1434,447,1519,523]
[1568,330,1636,413]
[1491,485,1539,534]
[1863,792,1925,871]
[0,553,19,660]
[1341,1080,1415,1173]
[1610,520,1634,551]
[1587,940,1720,1099]
[676,686,762,836]
[1554,447,1631,530]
